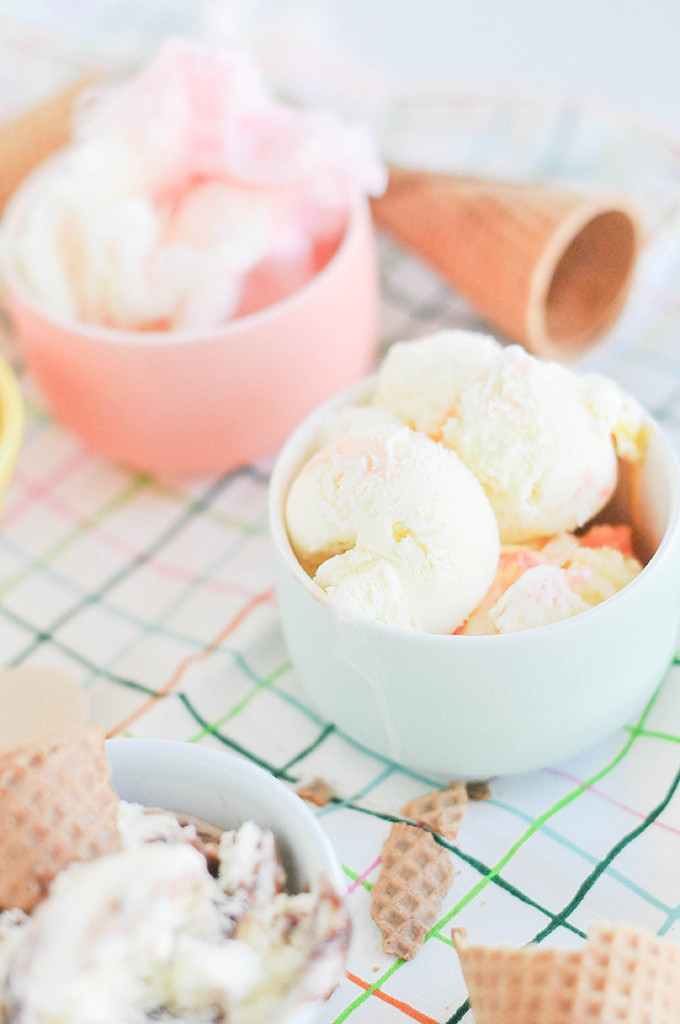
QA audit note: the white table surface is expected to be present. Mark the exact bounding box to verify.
[2,1,680,136]
[257,0,680,136]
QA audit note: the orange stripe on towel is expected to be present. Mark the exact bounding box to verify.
[345,971,439,1024]
[106,587,274,737]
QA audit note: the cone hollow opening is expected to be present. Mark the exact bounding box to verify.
[542,209,638,354]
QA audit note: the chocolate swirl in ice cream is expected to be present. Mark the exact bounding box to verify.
[0,801,350,1024]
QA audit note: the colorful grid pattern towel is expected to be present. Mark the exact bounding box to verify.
[1,81,680,1024]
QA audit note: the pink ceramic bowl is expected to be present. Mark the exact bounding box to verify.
[1,159,379,478]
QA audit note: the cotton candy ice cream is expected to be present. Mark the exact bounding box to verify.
[285,408,500,633]
[374,331,648,542]
[456,526,643,635]
[13,39,386,331]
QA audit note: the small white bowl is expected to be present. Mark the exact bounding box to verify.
[269,379,680,779]
[106,739,348,1024]
[106,738,344,894]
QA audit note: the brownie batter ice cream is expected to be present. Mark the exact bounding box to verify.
[0,674,350,1024]
[0,806,348,1024]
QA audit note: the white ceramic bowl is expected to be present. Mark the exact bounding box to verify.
[106,739,348,1024]
[106,738,344,894]
[269,379,680,779]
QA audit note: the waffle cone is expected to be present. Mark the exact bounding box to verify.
[371,167,640,359]
[401,781,467,840]
[0,724,121,912]
[574,922,680,1021]
[454,920,680,1023]
[0,77,92,213]
[454,929,583,1023]
[371,823,453,960]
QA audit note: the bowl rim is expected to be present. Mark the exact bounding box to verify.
[105,737,346,891]
[105,737,349,1024]
[0,151,369,348]
[269,373,680,644]
[0,353,24,482]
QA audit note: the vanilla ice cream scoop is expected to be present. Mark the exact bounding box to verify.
[374,331,648,542]
[285,411,500,633]
[372,329,500,438]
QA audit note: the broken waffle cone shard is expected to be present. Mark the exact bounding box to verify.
[574,921,680,1021]
[371,822,453,960]
[0,724,121,913]
[370,166,640,360]
[401,781,467,840]
[453,930,584,1024]
[295,777,335,807]
[453,920,680,1024]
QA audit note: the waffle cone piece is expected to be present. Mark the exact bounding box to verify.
[0,78,94,213]
[401,781,467,840]
[0,724,121,912]
[371,822,453,960]
[371,166,640,359]
[454,920,680,1023]
[454,929,584,1023]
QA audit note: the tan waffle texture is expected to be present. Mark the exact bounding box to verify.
[401,781,468,840]
[370,166,639,359]
[574,922,680,1022]
[455,920,680,1023]
[371,822,453,960]
[0,724,121,912]
[455,930,583,1023]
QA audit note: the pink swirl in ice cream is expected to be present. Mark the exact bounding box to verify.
[456,526,643,635]
[14,39,386,331]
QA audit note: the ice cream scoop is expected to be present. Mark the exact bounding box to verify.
[456,528,643,635]
[285,409,500,633]
[374,331,648,541]
[0,716,352,1024]
[0,815,349,1024]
